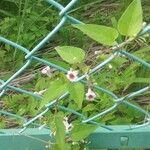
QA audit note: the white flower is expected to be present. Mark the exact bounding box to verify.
[66,68,78,82]
[63,117,73,132]
[85,88,96,101]
[108,64,113,69]
[41,66,51,76]
[34,89,47,96]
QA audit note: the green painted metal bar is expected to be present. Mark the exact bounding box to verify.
[82,104,118,123]
[120,50,150,68]
[46,0,64,10]
[0,110,50,130]
[83,85,150,124]
[0,128,51,150]
[25,16,67,59]
[139,25,150,36]
[0,110,26,122]
[46,0,83,24]
[88,125,150,149]
[0,79,43,99]
[76,53,117,82]
[0,89,6,97]
[0,36,29,54]
[58,105,114,131]
[1,126,150,150]
[0,59,32,90]
[59,0,78,16]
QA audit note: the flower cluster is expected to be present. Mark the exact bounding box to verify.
[66,69,96,101]
[41,67,97,101]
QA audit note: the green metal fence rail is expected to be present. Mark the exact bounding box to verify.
[0,0,150,149]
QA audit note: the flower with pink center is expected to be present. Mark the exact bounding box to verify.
[85,88,96,101]
[66,68,78,82]
[41,66,51,76]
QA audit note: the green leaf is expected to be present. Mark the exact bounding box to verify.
[35,78,47,90]
[71,124,97,141]
[46,58,70,70]
[118,103,143,119]
[68,101,80,111]
[118,0,143,37]
[83,104,96,112]
[73,24,118,46]
[40,78,67,108]
[55,115,66,150]
[132,78,150,83]
[68,83,84,109]
[55,46,85,64]
[52,144,71,150]
[0,50,6,58]
[71,144,80,150]
[110,116,133,124]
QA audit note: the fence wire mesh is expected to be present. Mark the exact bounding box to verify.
[0,0,150,136]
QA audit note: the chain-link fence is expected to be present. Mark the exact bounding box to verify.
[0,0,150,149]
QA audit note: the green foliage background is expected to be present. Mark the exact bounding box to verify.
[0,0,150,137]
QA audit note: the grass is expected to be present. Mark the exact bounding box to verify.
[0,0,150,135]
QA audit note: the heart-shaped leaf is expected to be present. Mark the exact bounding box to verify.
[73,24,118,46]
[71,124,97,141]
[40,78,67,108]
[118,0,143,37]
[55,46,85,64]
[68,83,84,109]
